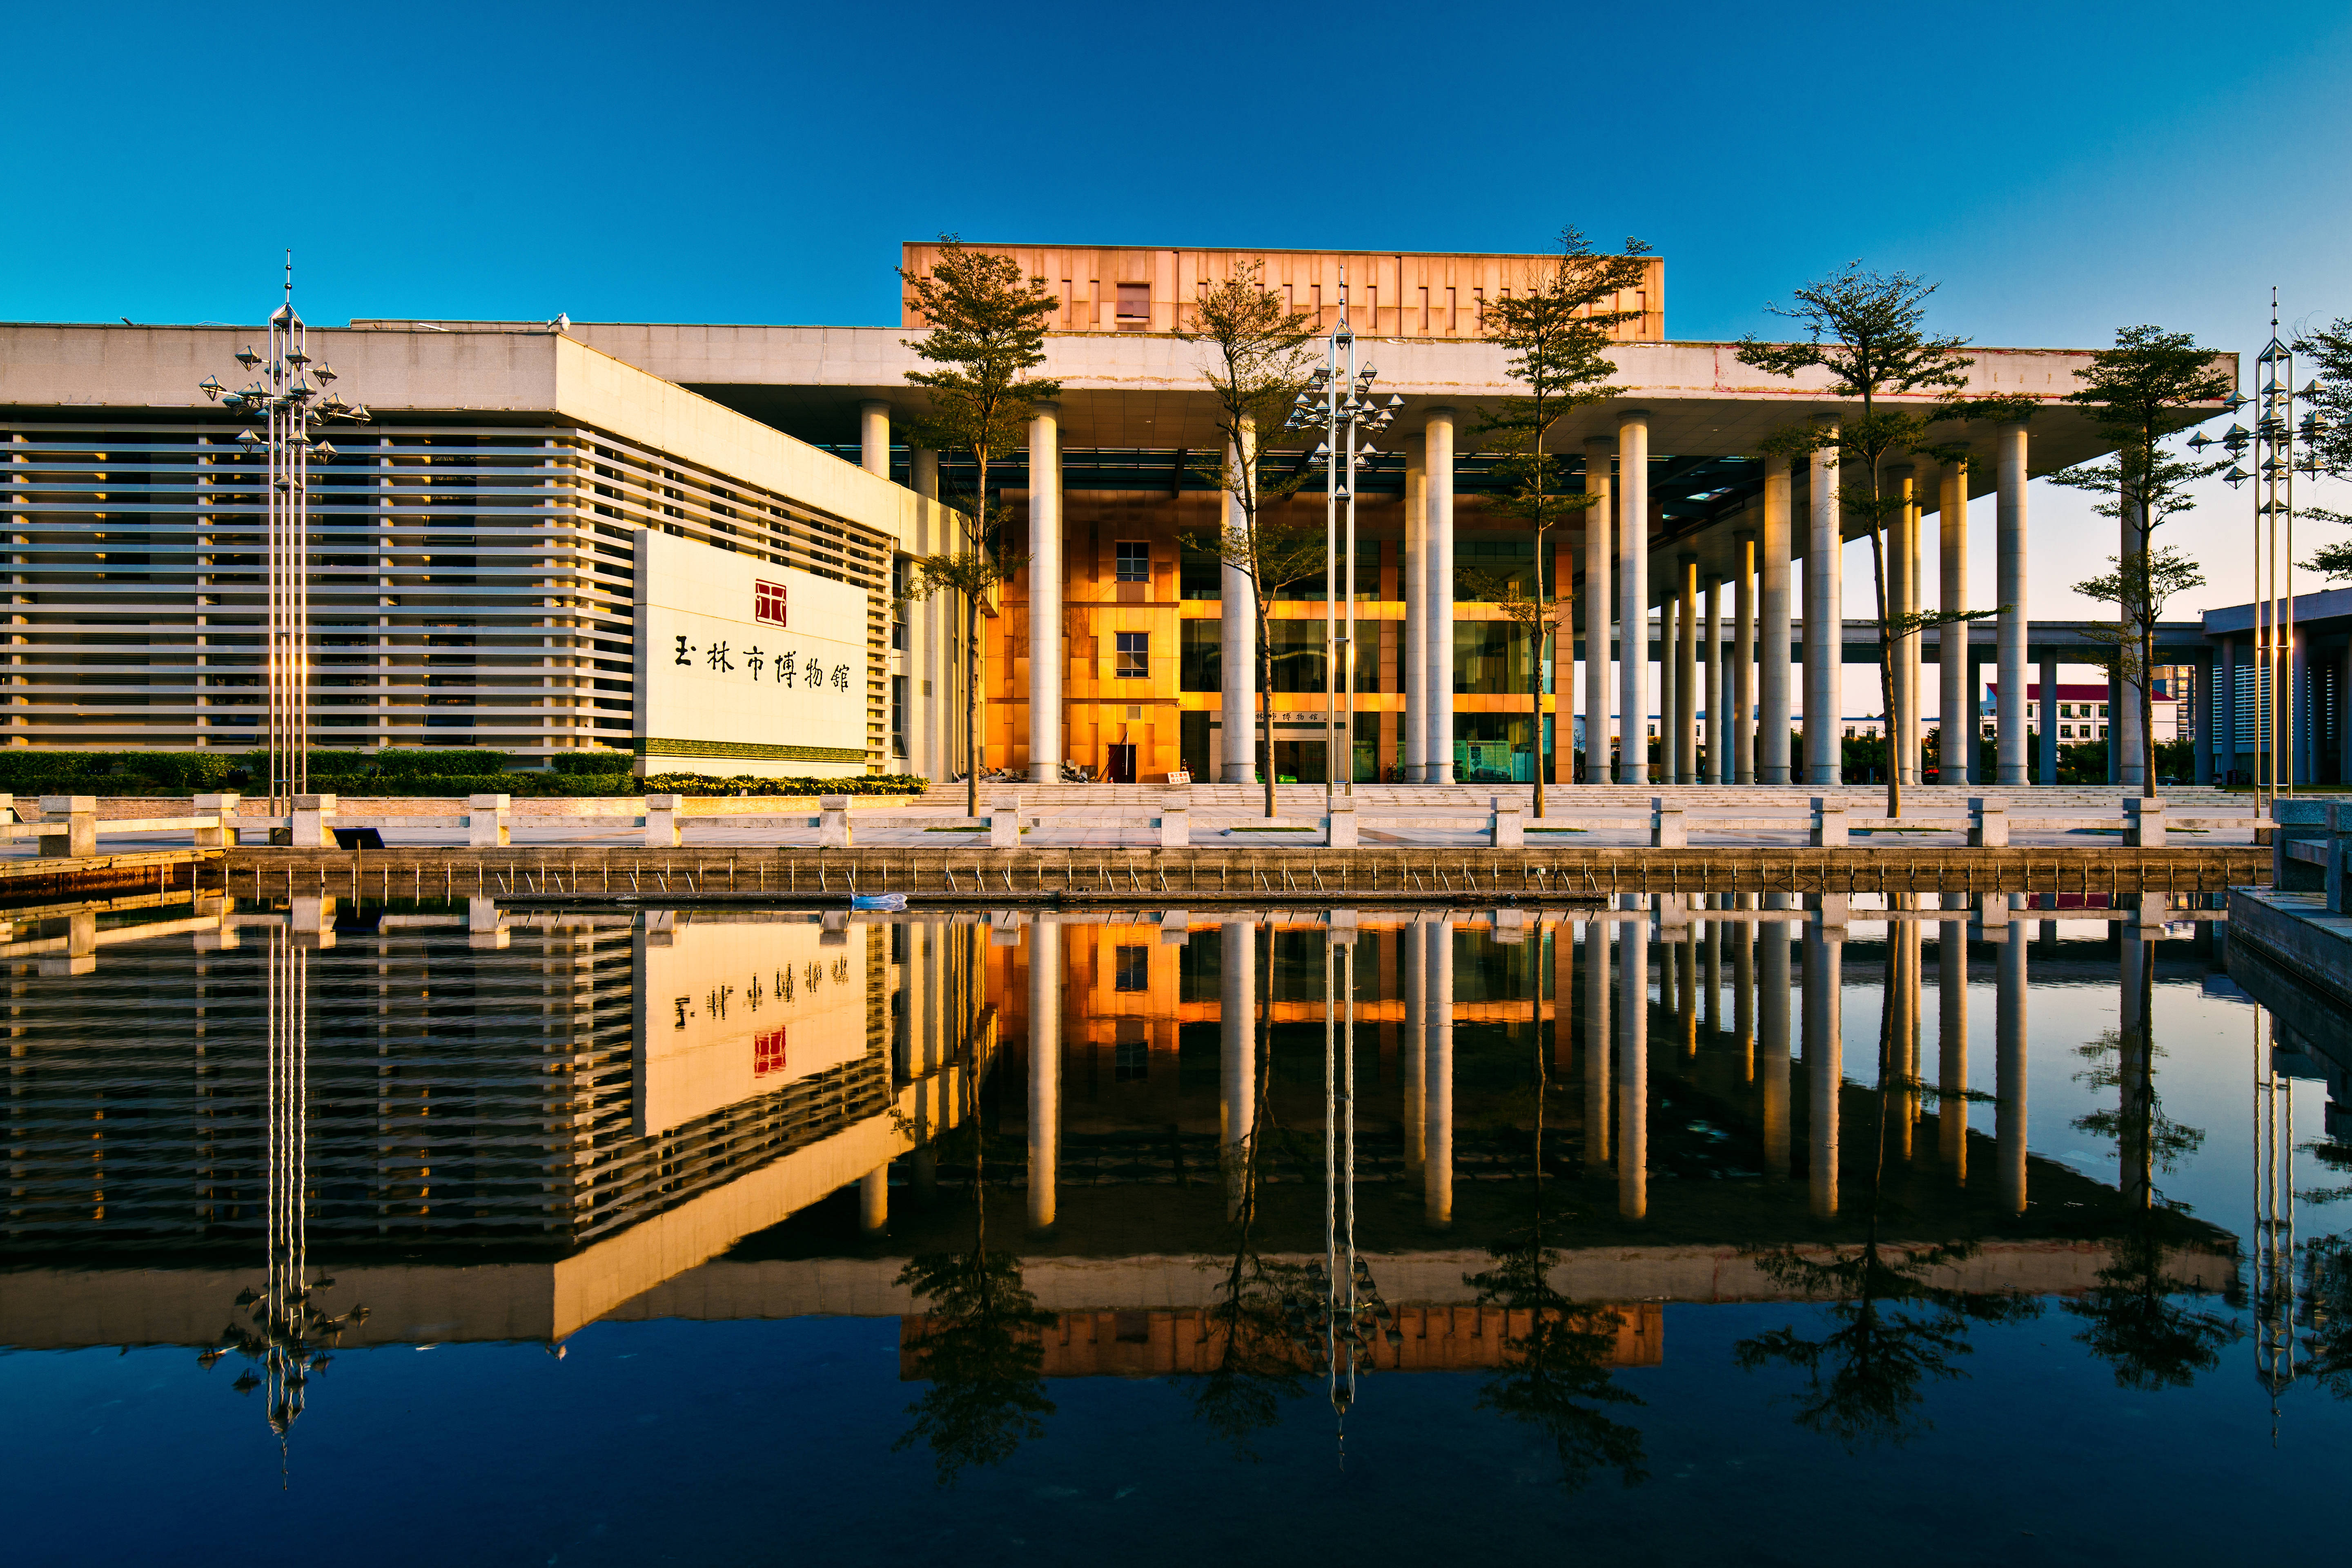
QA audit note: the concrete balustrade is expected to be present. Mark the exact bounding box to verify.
[1327,800,1358,848]
[1489,796,1522,848]
[194,793,239,847]
[989,797,1022,849]
[817,795,853,849]
[643,795,686,848]
[1969,798,2008,847]
[2123,796,2165,847]
[1809,799,1847,848]
[288,794,337,850]
[37,797,98,857]
[1158,797,1191,848]
[1650,798,1686,848]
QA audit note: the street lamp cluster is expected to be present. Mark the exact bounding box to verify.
[1285,283,1403,804]
[2197,294,2334,806]
[198,258,370,813]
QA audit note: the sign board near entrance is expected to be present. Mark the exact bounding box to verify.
[633,529,868,776]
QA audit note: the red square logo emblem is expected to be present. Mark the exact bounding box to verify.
[754,1027,787,1076]
[754,581,788,626]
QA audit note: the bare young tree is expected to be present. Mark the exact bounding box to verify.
[895,236,1062,814]
[1477,227,1653,816]
[2047,326,2232,796]
[1180,263,1323,818]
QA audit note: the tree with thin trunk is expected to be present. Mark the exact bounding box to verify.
[1738,265,1984,818]
[1478,227,1653,815]
[896,236,1062,815]
[2293,320,2352,578]
[2047,326,2232,798]
[1180,264,1324,818]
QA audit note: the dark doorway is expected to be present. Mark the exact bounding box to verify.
[1105,744,1137,783]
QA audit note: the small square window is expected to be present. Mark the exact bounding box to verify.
[1116,283,1150,324]
[2098,704,2109,717]
[1114,944,1149,992]
[1116,630,1148,678]
[1116,542,1149,582]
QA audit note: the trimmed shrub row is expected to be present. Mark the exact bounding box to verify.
[0,749,928,798]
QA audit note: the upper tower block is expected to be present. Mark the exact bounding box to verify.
[898,242,1664,342]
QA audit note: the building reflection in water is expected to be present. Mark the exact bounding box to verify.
[9,888,2324,1474]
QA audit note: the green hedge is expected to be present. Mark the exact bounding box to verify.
[0,749,927,798]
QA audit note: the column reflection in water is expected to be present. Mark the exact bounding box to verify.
[1998,912,2029,1215]
[2120,930,2150,1209]
[1731,897,1754,1080]
[1804,899,1844,1217]
[1583,914,1612,1170]
[1028,919,1061,1233]
[1402,920,1426,1173]
[1938,906,1969,1182]
[1425,917,1454,1229]
[1221,920,1256,1217]
[1679,905,1699,1057]
[1758,897,1791,1176]
[1704,905,1723,1043]
[1617,903,1648,1221]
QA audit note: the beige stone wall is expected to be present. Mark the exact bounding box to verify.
[901,242,1666,342]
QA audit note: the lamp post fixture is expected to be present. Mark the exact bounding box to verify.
[198,255,370,815]
[1284,274,1400,806]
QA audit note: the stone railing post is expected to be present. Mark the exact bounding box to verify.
[1968,797,2008,848]
[818,795,853,849]
[194,792,241,848]
[2123,795,2165,848]
[1158,796,1192,849]
[644,794,684,848]
[1809,797,1847,848]
[288,793,337,850]
[1490,795,1523,849]
[466,793,512,848]
[1650,796,1686,849]
[36,795,97,858]
[988,795,1021,849]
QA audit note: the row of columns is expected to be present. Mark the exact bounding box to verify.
[869,396,2050,787]
[978,900,2210,1242]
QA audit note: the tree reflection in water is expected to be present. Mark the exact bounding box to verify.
[1186,927,1307,1457]
[893,994,1054,1486]
[2063,935,2236,1390]
[1736,907,2039,1447]
[1466,917,1646,1491]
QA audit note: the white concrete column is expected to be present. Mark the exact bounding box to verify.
[1582,917,1611,1167]
[1759,457,1793,784]
[1424,409,1457,782]
[859,1166,890,1235]
[2292,634,2313,790]
[1583,438,1615,783]
[1997,928,2027,1214]
[1221,422,1259,784]
[1996,423,2030,784]
[2039,656,2060,786]
[1804,910,1842,1217]
[859,400,891,478]
[1617,904,1648,1218]
[2218,639,2239,784]
[1026,403,1063,782]
[1659,585,1681,784]
[1617,412,1650,783]
[1889,464,1919,786]
[911,450,945,781]
[1804,430,1842,784]
[1675,555,1699,783]
[1220,920,1256,1216]
[1704,576,1724,784]
[1939,461,1972,785]
[1027,918,1061,1231]
[1733,533,1757,784]
[1403,435,1428,782]
[1424,916,1454,1227]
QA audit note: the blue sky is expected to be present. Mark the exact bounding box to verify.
[9,0,2352,675]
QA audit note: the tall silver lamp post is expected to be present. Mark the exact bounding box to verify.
[199,256,370,815]
[1284,273,1400,805]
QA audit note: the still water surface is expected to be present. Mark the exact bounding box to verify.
[4,895,2348,1565]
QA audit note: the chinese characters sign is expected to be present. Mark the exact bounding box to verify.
[634,914,869,1136]
[634,530,866,775]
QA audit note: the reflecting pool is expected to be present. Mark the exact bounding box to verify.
[4,892,2350,1565]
